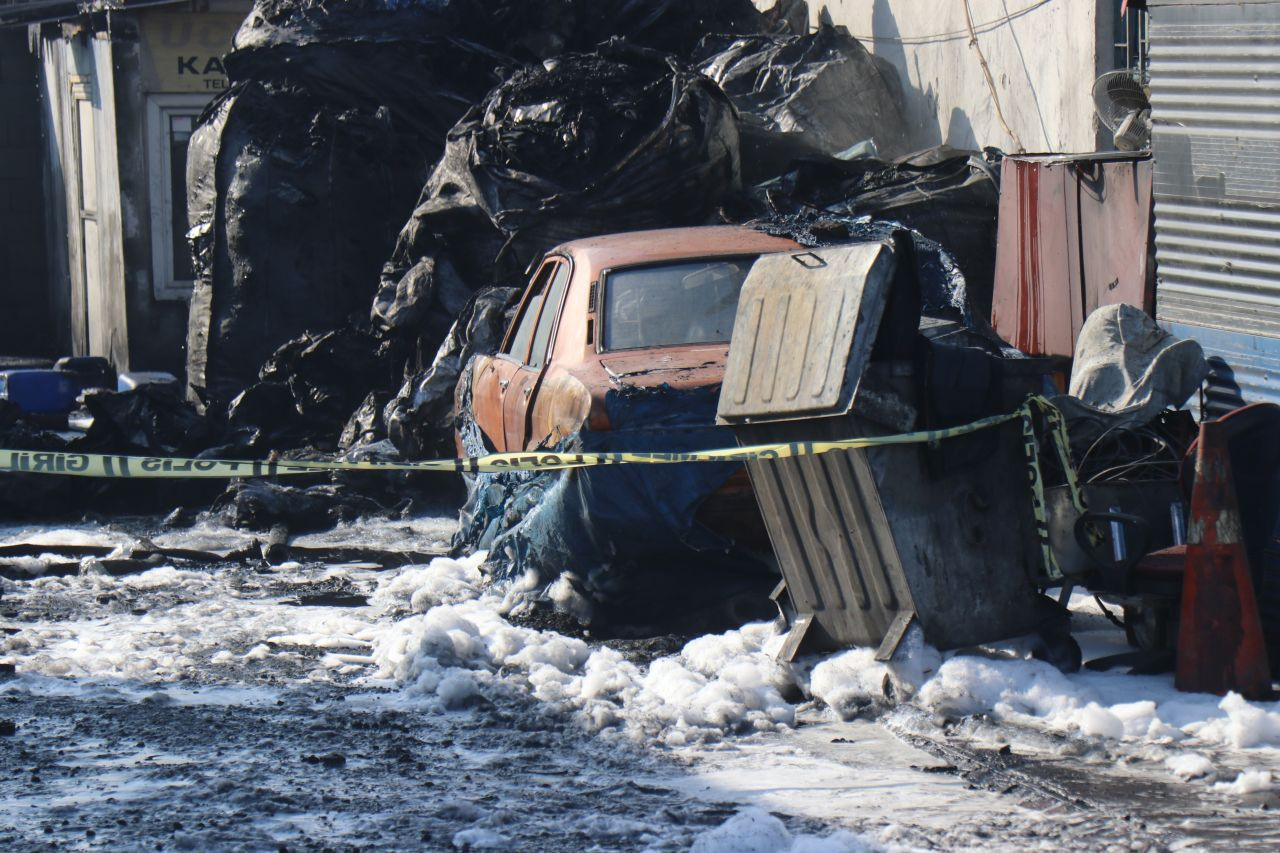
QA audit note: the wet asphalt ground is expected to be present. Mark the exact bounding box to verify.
[1,516,1279,851]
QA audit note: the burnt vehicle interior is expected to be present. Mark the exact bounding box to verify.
[601,257,757,351]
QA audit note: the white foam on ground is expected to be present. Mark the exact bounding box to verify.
[1212,769,1274,795]
[5,526,1280,809]
[799,595,1280,756]
[2,564,379,682]
[690,808,880,853]
[0,525,132,549]
[1165,753,1215,781]
[369,555,485,613]
[807,625,941,714]
[368,589,795,742]
[451,827,508,849]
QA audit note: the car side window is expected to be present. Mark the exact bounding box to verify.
[502,262,556,362]
[528,263,570,369]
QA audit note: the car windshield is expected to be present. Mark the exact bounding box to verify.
[601,256,756,351]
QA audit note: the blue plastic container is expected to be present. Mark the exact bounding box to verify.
[0,369,81,414]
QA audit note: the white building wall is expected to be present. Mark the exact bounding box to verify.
[773,0,1109,155]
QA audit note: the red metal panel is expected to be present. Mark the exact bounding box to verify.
[992,158,1075,356]
[1077,157,1155,319]
[991,154,1154,358]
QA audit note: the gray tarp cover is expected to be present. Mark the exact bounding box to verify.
[1052,303,1208,433]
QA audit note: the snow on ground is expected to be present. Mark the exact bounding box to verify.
[3,518,1280,848]
[689,807,874,853]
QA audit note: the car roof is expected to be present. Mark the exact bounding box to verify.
[550,225,802,274]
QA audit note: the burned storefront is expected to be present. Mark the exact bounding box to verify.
[9,0,250,377]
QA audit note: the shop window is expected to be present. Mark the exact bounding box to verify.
[146,94,210,300]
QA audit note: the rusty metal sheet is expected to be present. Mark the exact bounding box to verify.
[991,154,1154,358]
[717,242,896,423]
[739,393,1047,655]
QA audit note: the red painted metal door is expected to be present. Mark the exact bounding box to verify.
[991,154,1154,359]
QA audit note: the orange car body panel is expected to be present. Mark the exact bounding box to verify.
[466,226,802,453]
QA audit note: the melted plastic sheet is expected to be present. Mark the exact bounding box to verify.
[453,381,777,636]
[376,41,743,328]
[748,148,1003,315]
[696,24,909,160]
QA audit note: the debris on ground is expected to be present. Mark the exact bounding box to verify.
[453,381,779,637]
[219,327,394,455]
[211,480,395,532]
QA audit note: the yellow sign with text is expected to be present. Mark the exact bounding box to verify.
[140,11,243,94]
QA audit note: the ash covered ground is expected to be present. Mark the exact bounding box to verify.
[2,515,1279,851]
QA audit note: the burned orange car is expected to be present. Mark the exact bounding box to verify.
[455,225,801,630]
[464,225,800,453]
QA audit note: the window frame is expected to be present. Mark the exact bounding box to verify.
[527,261,572,369]
[146,93,213,301]
[595,254,759,354]
[498,255,572,366]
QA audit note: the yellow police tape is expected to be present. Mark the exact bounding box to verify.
[0,395,1085,579]
[0,408,1032,477]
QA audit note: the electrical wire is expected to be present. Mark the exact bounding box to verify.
[1094,595,1128,630]
[962,0,1027,153]
[852,0,1057,46]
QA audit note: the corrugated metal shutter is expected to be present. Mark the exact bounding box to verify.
[1149,0,1280,412]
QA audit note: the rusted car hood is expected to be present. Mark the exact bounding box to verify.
[593,346,728,390]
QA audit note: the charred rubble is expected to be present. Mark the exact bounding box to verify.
[1,2,1024,634]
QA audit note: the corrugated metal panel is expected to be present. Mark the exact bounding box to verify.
[1149,3,1280,350]
[1163,322,1280,417]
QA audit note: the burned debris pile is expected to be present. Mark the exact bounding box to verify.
[178,0,797,458]
[378,41,742,317]
[383,287,522,461]
[222,328,394,456]
[374,41,745,458]
[2,4,1024,629]
[696,24,909,161]
[185,2,512,407]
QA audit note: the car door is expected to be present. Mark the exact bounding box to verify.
[472,261,559,452]
[504,258,571,451]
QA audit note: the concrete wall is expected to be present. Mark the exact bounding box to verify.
[0,29,56,357]
[780,0,1113,155]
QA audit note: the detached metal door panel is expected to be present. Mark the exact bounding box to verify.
[718,243,896,422]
